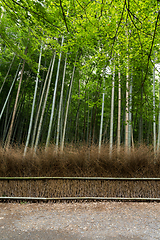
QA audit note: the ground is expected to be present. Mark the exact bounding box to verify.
[0,201,160,239]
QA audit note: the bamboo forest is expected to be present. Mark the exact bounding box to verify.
[1,0,160,178]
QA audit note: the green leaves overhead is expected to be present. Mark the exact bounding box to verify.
[1,0,159,65]
[1,0,160,147]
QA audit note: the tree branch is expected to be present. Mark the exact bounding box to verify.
[110,0,126,56]
[142,11,160,87]
[2,0,61,31]
[59,0,69,32]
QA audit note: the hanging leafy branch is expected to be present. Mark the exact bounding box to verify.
[142,10,160,87]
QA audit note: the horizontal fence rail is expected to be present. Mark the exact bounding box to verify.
[1,177,160,180]
[0,177,160,202]
[1,197,160,201]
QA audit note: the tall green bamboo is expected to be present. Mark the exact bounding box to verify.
[157,81,160,152]
[24,44,42,156]
[125,57,129,152]
[110,63,115,154]
[0,53,15,94]
[5,49,27,149]
[45,36,64,150]
[0,61,21,121]
[99,72,105,153]
[153,56,156,153]
[34,52,56,153]
[128,74,132,149]
[55,54,67,152]
[61,58,76,152]
[31,56,53,148]
[117,65,121,153]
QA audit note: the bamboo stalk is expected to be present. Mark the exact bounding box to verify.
[153,54,156,153]
[55,54,67,152]
[0,61,22,121]
[117,68,121,152]
[31,55,53,148]
[24,44,42,156]
[109,63,115,155]
[5,57,26,149]
[60,56,77,152]
[46,36,64,149]
[99,73,105,153]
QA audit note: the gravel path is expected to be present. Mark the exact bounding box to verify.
[0,202,160,239]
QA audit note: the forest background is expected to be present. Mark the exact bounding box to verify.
[0,0,160,177]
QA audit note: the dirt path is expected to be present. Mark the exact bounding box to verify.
[0,202,160,239]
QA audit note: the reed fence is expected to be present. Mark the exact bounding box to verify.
[0,177,160,201]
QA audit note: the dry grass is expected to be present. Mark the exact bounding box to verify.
[0,144,159,177]
[1,144,160,198]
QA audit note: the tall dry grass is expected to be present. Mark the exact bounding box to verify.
[0,144,159,177]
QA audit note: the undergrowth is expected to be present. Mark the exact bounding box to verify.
[0,144,159,177]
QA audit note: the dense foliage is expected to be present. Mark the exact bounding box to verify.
[0,0,160,153]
